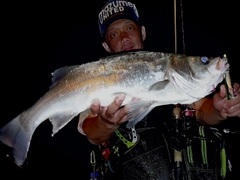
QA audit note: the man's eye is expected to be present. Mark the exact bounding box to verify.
[111,33,117,38]
[128,26,133,31]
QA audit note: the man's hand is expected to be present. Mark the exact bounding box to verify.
[90,94,128,127]
[213,83,240,119]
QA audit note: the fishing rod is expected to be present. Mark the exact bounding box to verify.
[174,0,185,54]
[173,0,183,179]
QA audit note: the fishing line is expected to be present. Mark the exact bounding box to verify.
[180,0,185,54]
[174,0,177,54]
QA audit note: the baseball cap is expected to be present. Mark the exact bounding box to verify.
[98,0,141,38]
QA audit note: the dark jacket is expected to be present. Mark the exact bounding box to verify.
[94,105,234,180]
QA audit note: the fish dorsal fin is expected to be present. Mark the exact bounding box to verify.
[148,80,169,91]
[50,65,79,89]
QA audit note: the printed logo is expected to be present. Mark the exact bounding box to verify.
[99,0,139,25]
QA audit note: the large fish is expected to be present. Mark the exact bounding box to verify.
[0,51,229,166]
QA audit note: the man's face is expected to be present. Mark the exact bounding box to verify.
[104,19,145,53]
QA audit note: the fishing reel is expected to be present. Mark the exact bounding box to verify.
[170,104,203,151]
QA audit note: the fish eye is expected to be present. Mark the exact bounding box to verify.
[201,56,208,64]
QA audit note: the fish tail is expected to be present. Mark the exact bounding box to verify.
[0,114,32,166]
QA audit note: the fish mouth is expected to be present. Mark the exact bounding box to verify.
[216,58,230,71]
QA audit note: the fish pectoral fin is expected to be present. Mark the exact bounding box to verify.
[148,80,169,91]
[125,100,155,128]
[49,113,78,136]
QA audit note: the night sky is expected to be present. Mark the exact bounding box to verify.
[1,0,239,179]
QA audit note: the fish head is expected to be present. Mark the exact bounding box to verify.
[168,55,230,99]
[203,56,230,89]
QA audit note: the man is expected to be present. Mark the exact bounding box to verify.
[79,0,240,179]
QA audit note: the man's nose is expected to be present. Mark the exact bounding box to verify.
[121,34,130,44]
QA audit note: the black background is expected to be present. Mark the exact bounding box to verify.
[1,0,239,179]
